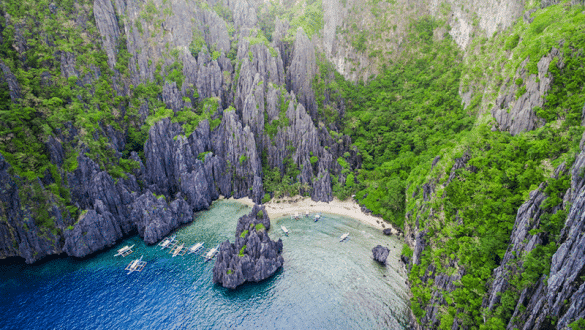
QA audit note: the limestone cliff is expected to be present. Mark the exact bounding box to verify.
[0,0,353,263]
[212,204,284,289]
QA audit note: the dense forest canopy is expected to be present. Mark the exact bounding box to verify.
[1,0,585,328]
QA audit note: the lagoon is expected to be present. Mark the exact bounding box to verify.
[0,200,409,329]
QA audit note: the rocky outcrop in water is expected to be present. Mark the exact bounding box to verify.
[213,204,284,289]
[63,200,122,258]
[372,245,390,265]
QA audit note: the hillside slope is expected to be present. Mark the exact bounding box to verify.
[1,0,585,328]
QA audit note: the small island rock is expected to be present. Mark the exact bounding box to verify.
[372,245,390,265]
[212,205,284,289]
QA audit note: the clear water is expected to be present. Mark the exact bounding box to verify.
[0,200,409,329]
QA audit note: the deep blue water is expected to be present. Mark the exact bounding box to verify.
[0,200,409,329]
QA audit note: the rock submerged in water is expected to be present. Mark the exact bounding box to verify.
[372,245,390,265]
[383,228,393,236]
[212,204,284,289]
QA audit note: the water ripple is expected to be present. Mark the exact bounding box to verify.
[0,201,409,329]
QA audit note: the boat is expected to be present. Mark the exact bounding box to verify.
[188,242,204,254]
[171,243,186,257]
[114,244,134,257]
[204,245,220,262]
[125,255,147,274]
[315,213,321,222]
[305,211,309,217]
[340,232,350,242]
[281,225,289,236]
[293,212,299,219]
[159,234,177,249]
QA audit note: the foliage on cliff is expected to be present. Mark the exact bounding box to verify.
[394,3,585,328]
[339,16,473,228]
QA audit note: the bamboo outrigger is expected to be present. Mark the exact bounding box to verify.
[114,244,135,257]
[188,242,204,254]
[158,235,176,249]
[204,245,220,262]
[170,243,187,257]
[125,255,147,274]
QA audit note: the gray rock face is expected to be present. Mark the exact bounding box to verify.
[63,200,123,258]
[286,28,318,121]
[372,245,390,264]
[0,154,63,263]
[503,151,585,329]
[230,0,258,29]
[0,60,21,102]
[195,51,224,100]
[162,81,184,112]
[213,204,283,289]
[0,0,358,264]
[312,152,334,202]
[483,185,548,311]
[492,49,560,135]
[129,191,192,244]
[93,0,120,68]
[46,136,65,167]
[211,111,263,202]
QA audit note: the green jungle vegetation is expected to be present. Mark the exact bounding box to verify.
[1,0,585,328]
[328,2,585,329]
[0,0,222,232]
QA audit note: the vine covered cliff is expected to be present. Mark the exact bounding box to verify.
[1,0,585,328]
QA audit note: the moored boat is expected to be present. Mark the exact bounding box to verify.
[204,245,220,262]
[339,232,350,242]
[281,225,289,236]
[125,255,147,274]
[188,242,204,254]
[315,213,321,222]
[114,244,135,257]
[159,234,176,249]
[171,243,186,257]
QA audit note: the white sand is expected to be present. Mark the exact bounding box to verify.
[221,195,399,234]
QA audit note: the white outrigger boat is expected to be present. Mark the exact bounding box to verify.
[114,244,134,257]
[281,225,289,236]
[204,245,220,262]
[171,243,187,257]
[339,232,350,242]
[158,235,176,249]
[188,242,204,254]
[315,213,321,222]
[125,255,147,274]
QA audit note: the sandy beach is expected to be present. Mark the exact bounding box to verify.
[221,195,400,234]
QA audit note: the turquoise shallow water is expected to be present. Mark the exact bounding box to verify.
[0,200,409,329]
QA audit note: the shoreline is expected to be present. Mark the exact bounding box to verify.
[220,195,400,234]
